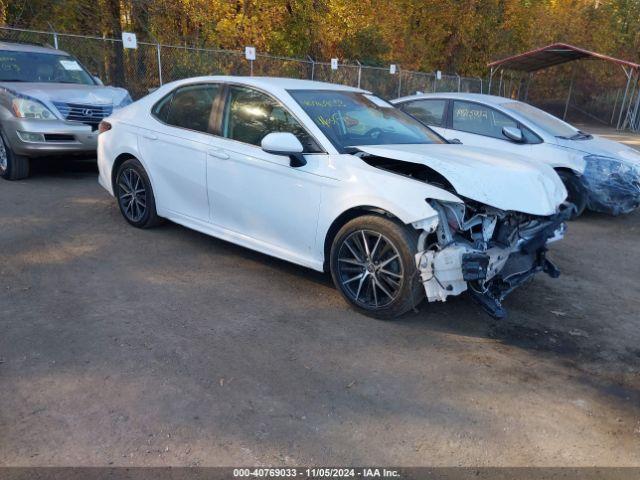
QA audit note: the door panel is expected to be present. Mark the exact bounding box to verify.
[139,128,210,220]
[207,85,324,258]
[206,138,323,257]
[445,100,538,158]
[139,83,220,221]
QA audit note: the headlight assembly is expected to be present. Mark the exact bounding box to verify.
[11,97,56,120]
[582,154,640,215]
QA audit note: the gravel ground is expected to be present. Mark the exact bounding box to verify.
[0,152,639,467]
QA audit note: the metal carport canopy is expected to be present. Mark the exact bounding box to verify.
[487,42,640,72]
[487,43,640,130]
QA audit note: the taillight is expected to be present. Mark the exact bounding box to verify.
[98,121,112,134]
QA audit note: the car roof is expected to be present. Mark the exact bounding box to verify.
[162,75,368,94]
[392,92,514,107]
[0,40,70,56]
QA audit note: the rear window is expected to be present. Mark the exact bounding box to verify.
[152,84,219,133]
[401,99,447,127]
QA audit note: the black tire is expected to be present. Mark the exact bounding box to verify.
[0,130,30,180]
[330,214,425,319]
[115,158,163,228]
[558,170,587,219]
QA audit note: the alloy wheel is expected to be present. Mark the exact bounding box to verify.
[118,168,147,222]
[336,229,404,309]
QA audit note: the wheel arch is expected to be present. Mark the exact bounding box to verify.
[322,206,403,272]
[554,166,579,176]
[111,152,139,192]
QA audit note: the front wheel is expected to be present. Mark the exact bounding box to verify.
[330,215,425,319]
[115,158,163,228]
[0,130,30,180]
[558,170,588,219]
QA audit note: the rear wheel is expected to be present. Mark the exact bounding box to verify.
[558,170,587,219]
[330,215,424,319]
[0,131,30,180]
[115,158,162,228]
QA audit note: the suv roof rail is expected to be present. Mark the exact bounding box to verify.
[0,38,56,49]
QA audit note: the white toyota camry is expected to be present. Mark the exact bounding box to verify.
[97,77,570,319]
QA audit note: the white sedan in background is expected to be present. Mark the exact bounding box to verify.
[392,93,640,217]
[98,77,570,319]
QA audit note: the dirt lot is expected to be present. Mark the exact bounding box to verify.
[1,153,639,466]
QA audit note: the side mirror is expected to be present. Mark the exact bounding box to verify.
[93,75,104,86]
[448,138,462,144]
[261,132,306,167]
[502,126,524,143]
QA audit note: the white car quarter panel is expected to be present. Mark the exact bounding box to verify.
[97,121,141,196]
[314,154,459,263]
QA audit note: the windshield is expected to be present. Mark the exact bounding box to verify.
[502,101,578,138]
[289,90,443,150]
[0,50,95,85]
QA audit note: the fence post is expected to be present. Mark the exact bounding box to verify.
[488,67,495,94]
[356,61,362,89]
[478,77,483,94]
[157,43,163,86]
[47,23,58,49]
[307,56,315,80]
[397,67,402,97]
[456,74,461,92]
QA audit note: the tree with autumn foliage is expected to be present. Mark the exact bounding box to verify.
[1,0,639,76]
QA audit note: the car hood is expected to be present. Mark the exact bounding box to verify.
[0,82,130,107]
[555,135,640,168]
[355,144,567,216]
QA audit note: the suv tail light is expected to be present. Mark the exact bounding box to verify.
[98,121,112,134]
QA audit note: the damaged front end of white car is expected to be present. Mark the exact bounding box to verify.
[414,199,570,318]
[355,144,572,318]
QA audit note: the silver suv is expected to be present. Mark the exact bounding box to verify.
[0,41,132,180]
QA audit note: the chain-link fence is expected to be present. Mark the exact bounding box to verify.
[0,25,483,100]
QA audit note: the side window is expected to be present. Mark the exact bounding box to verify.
[222,86,321,152]
[152,92,174,122]
[163,84,219,133]
[452,101,517,140]
[402,99,447,127]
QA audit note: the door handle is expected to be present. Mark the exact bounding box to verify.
[207,149,230,160]
[142,133,158,140]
